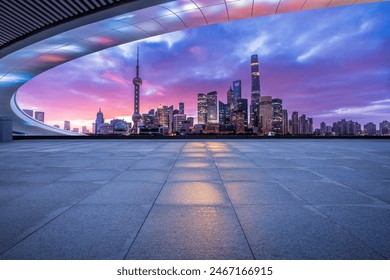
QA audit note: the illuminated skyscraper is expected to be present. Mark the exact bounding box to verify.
[227,86,234,113]
[272,98,282,134]
[173,114,186,132]
[232,80,241,111]
[219,101,229,125]
[238,98,248,128]
[197,93,207,124]
[156,104,168,126]
[95,108,104,134]
[232,111,245,134]
[250,54,261,129]
[260,96,272,134]
[168,105,174,135]
[132,46,142,134]
[207,91,218,123]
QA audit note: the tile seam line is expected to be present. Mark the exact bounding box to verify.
[279,181,388,260]
[233,141,388,259]
[123,141,186,260]
[239,141,387,259]
[0,179,110,257]
[210,141,256,260]
[316,175,390,206]
[309,203,388,259]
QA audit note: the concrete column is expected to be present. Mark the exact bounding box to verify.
[0,117,13,142]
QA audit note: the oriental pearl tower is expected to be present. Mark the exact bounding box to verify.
[132,46,142,134]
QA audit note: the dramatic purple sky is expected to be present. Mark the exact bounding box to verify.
[18,2,390,130]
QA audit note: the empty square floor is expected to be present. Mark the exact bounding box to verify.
[0,139,389,260]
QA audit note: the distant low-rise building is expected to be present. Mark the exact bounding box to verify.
[364,122,377,136]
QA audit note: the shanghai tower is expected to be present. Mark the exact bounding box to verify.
[132,46,142,134]
[250,54,261,130]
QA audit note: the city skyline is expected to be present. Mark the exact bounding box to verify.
[16,2,389,130]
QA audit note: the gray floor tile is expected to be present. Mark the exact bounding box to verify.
[59,169,121,181]
[235,205,384,259]
[167,168,220,182]
[317,205,390,259]
[0,205,71,254]
[309,167,382,181]
[225,181,303,205]
[156,181,230,206]
[81,181,163,205]
[265,168,323,181]
[113,169,170,181]
[1,204,151,260]
[219,168,274,181]
[338,180,390,203]
[0,168,70,183]
[131,158,176,170]
[174,158,215,169]
[126,205,253,260]
[282,181,382,205]
[214,158,258,168]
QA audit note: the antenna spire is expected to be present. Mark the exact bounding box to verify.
[136,46,140,76]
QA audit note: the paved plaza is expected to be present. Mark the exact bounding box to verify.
[0,139,389,259]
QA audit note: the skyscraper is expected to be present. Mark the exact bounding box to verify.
[232,111,245,134]
[299,114,307,135]
[250,54,261,129]
[232,80,241,111]
[291,111,299,135]
[95,108,104,134]
[167,105,174,135]
[173,114,186,132]
[282,109,289,135]
[272,98,282,134]
[156,104,168,126]
[179,102,184,114]
[207,91,218,123]
[219,101,229,125]
[320,121,327,136]
[238,98,248,128]
[260,96,272,134]
[197,93,207,124]
[132,46,142,134]
[34,111,45,122]
[307,117,313,134]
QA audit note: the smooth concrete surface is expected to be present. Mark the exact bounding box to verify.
[0,139,389,260]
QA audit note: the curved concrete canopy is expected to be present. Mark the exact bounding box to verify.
[0,0,385,135]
